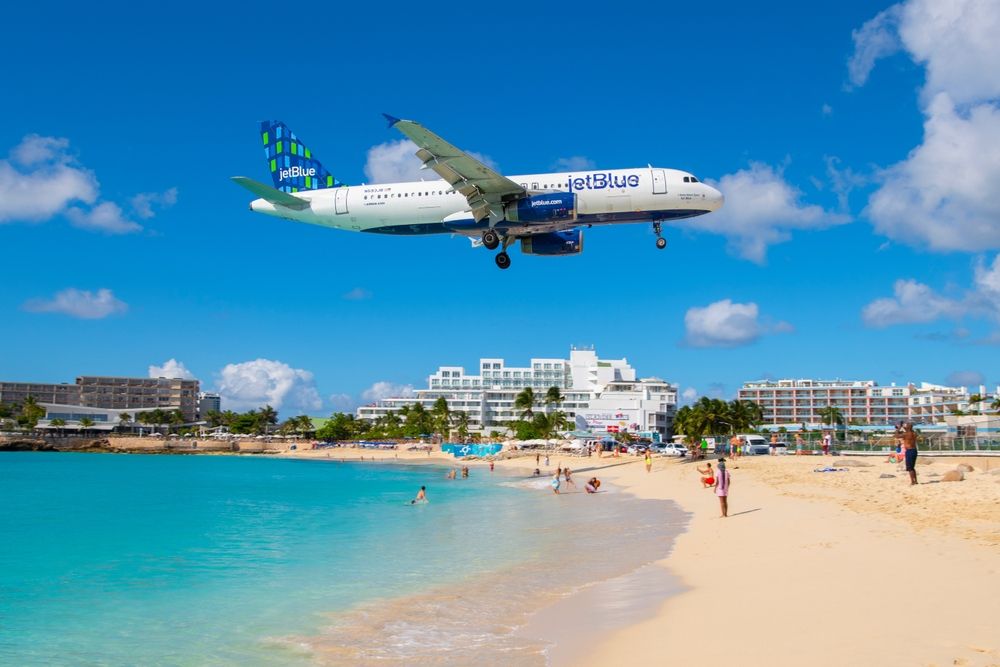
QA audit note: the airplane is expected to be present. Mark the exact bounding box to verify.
[232,115,724,269]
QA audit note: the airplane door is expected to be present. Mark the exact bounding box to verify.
[335,187,349,214]
[651,169,667,194]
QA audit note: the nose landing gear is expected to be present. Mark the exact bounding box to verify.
[653,222,667,250]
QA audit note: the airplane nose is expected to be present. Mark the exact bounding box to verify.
[708,186,724,211]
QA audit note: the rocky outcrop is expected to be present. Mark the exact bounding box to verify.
[0,438,56,451]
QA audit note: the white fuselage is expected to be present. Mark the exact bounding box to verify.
[250,166,723,236]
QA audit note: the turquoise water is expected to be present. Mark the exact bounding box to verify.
[0,453,684,666]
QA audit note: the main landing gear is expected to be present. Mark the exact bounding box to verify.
[482,229,500,250]
[492,233,514,270]
[653,222,667,250]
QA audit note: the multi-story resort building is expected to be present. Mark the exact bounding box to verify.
[198,392,222,419]
[357,347,678,436]
[0,375,201,427]
[737,379,976,426]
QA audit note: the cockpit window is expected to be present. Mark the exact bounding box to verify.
[683,176,690,183]
[690,176,699,183]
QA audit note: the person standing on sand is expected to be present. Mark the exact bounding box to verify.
[536,453,540,466]
[901,422,918,485]
[545,454,550,467]
[714,458,731,517]
[551,471,561,494]
[644,449,652,472]
[770,432,778,456]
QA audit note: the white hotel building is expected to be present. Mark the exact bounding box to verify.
[738,379,976,426]
[356,347,678,436]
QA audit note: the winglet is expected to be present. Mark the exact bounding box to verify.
[382,113,401,128]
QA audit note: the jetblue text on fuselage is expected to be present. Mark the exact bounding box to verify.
[567,172,640,191]
[279,166,316,181]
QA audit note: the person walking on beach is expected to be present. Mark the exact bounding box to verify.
[770,432,778,456]
[700,438,708,460]
[536,453,540,466]
[545,454,550,467]
[901,422,918,485]
[564,467,575,488]
[551,471,561,494]
[715,458,731,517]
[644,449,653,473]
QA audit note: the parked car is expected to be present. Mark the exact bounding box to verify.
[747,440,790,455]
[655,443,689,457]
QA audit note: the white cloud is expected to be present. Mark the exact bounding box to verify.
[945,370,984,388]
[65,201,142,234]
[360,381,414,403]
[328,393,358,412]
[553,156,595,171]
[821,103,834,116]
[846,4,903,88]
[148,359,196,380]
[850,0,1000,251]
[681,387,698,402]
[363,139,497,184]
[862,255,1000,331]
[684,299,791,347]
[861,279,965,327]
[0,135,98,223]
[23,288,127,319]
[685,163,848,263]
[130,187,178,219]
[215,359,322,413]
[342,287,372,300]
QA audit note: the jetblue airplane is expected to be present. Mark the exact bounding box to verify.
[233,116,724,269]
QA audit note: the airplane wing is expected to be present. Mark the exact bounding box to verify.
[384,114,525,224]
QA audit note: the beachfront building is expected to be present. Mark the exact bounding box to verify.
[198,392,222,418]
[0,375,200,422]
[357,347,678,436]
[737,379,977,426]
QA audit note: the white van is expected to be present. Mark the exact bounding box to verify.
[740,434,769,455]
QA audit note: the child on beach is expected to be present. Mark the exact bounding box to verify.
[644,450,652,473]
[563,467,575,487]
[585,477,601,493]
[715,459,731,517]
[551,471,561,494]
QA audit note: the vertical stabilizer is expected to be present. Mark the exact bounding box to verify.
[259,121,345,193]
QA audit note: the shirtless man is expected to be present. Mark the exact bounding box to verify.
[901,422,918,485]
[411,486,427,504]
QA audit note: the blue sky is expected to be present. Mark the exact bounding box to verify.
[2,0,999,415]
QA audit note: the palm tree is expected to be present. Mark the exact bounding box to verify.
[79,416,95,436]
[545,410,569,437]
[431,397,451,438]
[118,412,132,434]
[991,397,1000,413]
[544,386,564,413]
[514,387,536,420]
[817,405,844,428]
[451,411,471,441]
[258,405,278,434]
[50,417,66,437]
[169,410,185,433]
[20,395,45,429]
[296,415,314,438]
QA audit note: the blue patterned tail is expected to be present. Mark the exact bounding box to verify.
[259,121,344,193]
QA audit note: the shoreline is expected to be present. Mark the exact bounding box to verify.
[8,445,998,665]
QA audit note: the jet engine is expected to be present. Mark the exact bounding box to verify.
[505,193,576,224]
[519,229,583,256]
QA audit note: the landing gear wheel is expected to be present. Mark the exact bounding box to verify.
[656,237,667,250]
[482,229,500,250]
[495,252,511,270]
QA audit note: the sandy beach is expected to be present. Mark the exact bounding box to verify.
[285,446,998,666]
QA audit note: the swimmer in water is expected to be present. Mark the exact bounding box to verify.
[411,486,427,504]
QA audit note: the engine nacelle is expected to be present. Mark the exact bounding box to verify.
[505,193,577,224]
[520,230,584,256]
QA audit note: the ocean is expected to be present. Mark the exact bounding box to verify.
[0,452,685,666]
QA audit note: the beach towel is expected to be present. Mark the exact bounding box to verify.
[813,467,848,473]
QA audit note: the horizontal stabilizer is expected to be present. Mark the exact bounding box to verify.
[231,176,311,210]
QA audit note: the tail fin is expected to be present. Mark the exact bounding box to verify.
[259,120,345,193]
